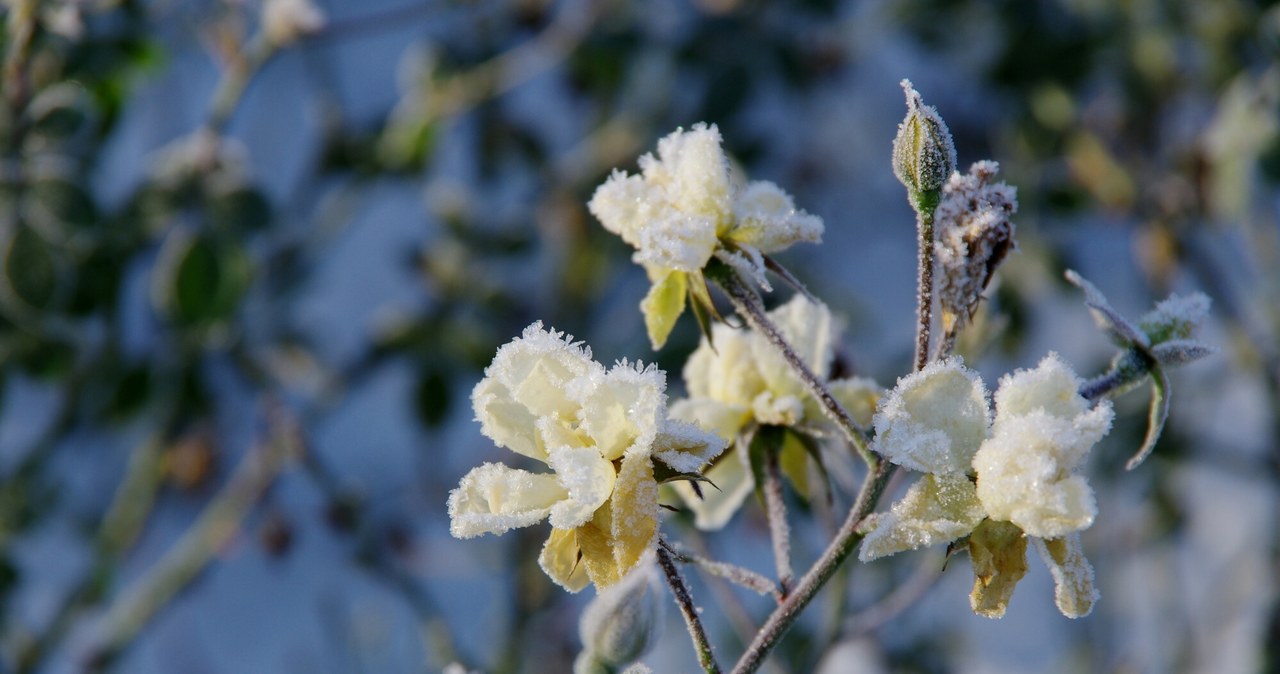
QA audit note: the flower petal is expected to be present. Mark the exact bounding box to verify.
[967,519,1029,619]
[672,438,754,530]
[728,180,823,253]
[575,360,666,461]
[539,527,591,593]
[1034,534,1098,619]
[652,418,726,473]
[992,352,1089,421]
[547,446,617,530]
[668,398,750,444]
[858,473,985,561]
[873,357,990,474]
[447,463,566,538]
[609,452,659,577]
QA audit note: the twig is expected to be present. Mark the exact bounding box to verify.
[729,459,896,674]
[762,449,793,597]
[657,545,721,674]
[661,538,778,600]
[712,269,875,465]
[913,208,936,372]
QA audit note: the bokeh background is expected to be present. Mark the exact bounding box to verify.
[1,0,1278,672]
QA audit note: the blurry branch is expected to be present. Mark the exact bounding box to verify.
[74,404,299,667]
[845,550,944,636]
[2,0,38,120]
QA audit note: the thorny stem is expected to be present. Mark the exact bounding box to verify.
[713,270,875,466]
[913,208,936,372]
[762,449,794,597]
[729,459,896,674]
[657,546,722,674]
[661,538,780,600]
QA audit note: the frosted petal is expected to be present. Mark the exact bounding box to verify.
[643,123,732,223]
[873,357,990,474]
[858,473,985,561]
[588,170,654,247]
[575,360,666,461]
[652,418,726,473]
[447,463,566,538]
[729,180,824,253]
[1034,534,1098,618]
[824,377,882,428]
[547,446,617,530]
[633,210,719,273]
[992,352,1088,421]
[540,527,591,593]
[668,398,750,444]
[672,439,754,530]
[751,295,835,393]
[681,323,761,406]
[609,452,659,576]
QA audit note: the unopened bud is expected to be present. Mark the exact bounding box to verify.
[576,555,663,672]
[892,80,957,211]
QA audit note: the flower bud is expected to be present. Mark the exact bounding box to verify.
[577,555,664,671]
[892,80,957,210]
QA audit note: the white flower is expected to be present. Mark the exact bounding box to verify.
[262,0,326,46]
[871,357,989,475]
[858,473,985,561]
[973,353,1113,539]
[588,124,823,348]
[448,323,724,591]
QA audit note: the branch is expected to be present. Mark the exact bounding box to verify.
[762,449,793,597]
[657,545,721,674]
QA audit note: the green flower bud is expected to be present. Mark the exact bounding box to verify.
[576,556,663,672]
[892,80,957,211]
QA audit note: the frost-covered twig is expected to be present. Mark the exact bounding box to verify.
[712,268,875,465]
[661,538,780,600]
[657,545,722,674]
[730,459,896,674]
[913,208,937,372]
[762,450,794,597]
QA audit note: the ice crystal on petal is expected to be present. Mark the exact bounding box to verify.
[652,419,726,473]
[575,360,666,461]
[546,446,618,530]
[1034,535,1098,618]
[872,357,989,474]
[992,352,1089,421]
[448,463,568,538]
[858,473,986,561]
[729,181,824,253]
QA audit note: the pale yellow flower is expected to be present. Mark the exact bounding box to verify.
[448,323,724,591]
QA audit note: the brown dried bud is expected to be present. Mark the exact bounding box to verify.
[935,161,1017,334]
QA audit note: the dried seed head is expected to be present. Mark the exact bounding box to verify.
[935,161,1018,334]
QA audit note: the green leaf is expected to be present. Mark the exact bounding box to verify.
[779,429,831,506]
[208,184,272,233]
[1126,364,1171,470]
[641,270,687,350]
[4,227,59,309]
[29,179,98,230]
[156,234,251,326]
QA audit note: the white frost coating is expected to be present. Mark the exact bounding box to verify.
[447,463,567,538]
[934,161,1017,331]
[858,473,986,561]
[670,437,754,531]
[992,352,1089,420]
[651,418,726,473]
[546,446,618,530]
[1140,291,1212,341]
[872,357,990,474]
[1033,535,1098,618]
[578,554,664,668]
[973,410,1110,539]
[574,359,667,461]
[588,123,823,279]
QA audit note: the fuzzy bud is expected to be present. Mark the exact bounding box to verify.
[935,161,1018,334]
[892,80,957,211]
[576,556,664,672]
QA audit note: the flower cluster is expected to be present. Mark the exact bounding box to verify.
[447,323,724,591]
[588,123,824,348]
[668,295,880,529]
[860,354,1113,618]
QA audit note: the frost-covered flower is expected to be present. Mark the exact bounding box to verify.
[589,123,823,348]
[859,353,1111,619]
[448,323,724,592]
[892,80,957,204]
[668,296,879,529]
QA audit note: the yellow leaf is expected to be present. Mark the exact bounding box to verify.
[641,270,688,349]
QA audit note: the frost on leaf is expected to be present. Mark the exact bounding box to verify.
[670,436,754,531]
[968,519,1029,619]
[858,473,985,561]
[640,270,688,351]
[872,357,990,475]
[651,418,726,473]
[1139,292,1211,344]
[892,79,957,198]
[1034,534,1098,618]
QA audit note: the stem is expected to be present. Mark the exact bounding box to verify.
[713,270,875,465]
[913,208,936,372]
[661,538,779,600]
[762,449,793,597]
[729,460,896,674]
[657,546,722,674]
[205,37,276,135]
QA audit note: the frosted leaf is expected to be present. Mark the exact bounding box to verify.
[967,519,1029,619]
[973,410,1110,539]
[668,398,750,444]
[448,463,567,538]
[671,436,754,530]
[579,553,663,668]
[575,360,666,461]
[547,446,618,530]
[1064,270,1149,348]
[858,473,985,561]
[1140,292,1211,344]
[1150,339,1216,366]
[540,527,591,593]
[872,357,990,474]
[992,352,1089,421]
[729,180,824,253]
[652,418,726,473]
[1034,534,1098,618]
